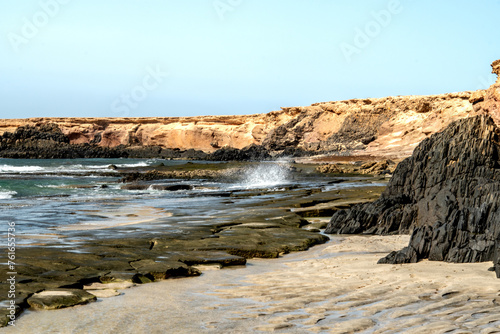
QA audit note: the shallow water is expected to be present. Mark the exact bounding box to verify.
[0,158,385,247]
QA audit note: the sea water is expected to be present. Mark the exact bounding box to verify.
[0,159,282,246]
[0,158,385,247]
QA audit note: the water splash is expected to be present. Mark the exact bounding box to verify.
[0,190,17,199]
[239,161,291,189]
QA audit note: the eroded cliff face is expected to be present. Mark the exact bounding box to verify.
[263,92,475,158]
[0,114,289,153]
[0,93,475,159]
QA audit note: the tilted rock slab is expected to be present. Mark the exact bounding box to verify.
[325,115,500,276]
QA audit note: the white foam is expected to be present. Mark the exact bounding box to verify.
[0,165,44,173]
[115,162,150,168]
[0,190,17,199]
[0,160,153,175]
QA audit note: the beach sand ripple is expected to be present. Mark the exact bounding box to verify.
[3,235,500,333]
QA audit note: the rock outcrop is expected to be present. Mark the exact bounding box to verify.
[0,92,477,160]
[325,115,500,276]
[471,59,500,126]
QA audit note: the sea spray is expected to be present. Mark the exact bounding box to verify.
[239,160,291,189]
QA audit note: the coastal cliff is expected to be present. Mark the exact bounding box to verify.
[0,92,478,159]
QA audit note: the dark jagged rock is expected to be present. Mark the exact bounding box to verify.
[325,115,500,274]
[207,144,271,161]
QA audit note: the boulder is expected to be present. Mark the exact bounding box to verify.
[27,289,97,310]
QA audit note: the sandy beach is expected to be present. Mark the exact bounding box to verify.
[4,234,500,334]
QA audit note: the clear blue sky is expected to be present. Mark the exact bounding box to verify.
[0,0,499,118]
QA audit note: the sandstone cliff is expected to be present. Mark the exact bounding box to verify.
[0,93,476,159]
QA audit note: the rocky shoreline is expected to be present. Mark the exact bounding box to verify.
[0,160,387,327]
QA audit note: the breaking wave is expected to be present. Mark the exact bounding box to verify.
[0,190,17,199]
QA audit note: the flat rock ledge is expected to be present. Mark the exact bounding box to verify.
[325,115,500,276]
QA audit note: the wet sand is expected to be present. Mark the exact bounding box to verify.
[4,235,500,333]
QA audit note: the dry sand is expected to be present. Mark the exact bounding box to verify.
[4,235,500,334]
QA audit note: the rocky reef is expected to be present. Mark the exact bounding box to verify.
[325,61,500,276]
[0,90,476,160]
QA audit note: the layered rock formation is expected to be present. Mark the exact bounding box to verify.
[325,60,500,276]
[0,92,476,159]
[326,115,500,271]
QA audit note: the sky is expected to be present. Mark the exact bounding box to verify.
[0,0,499,119]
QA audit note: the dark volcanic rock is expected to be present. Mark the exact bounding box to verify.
[207,144,271,161]
[262,112,311,151]
[0,124,126,159]
[325,116,500,273]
